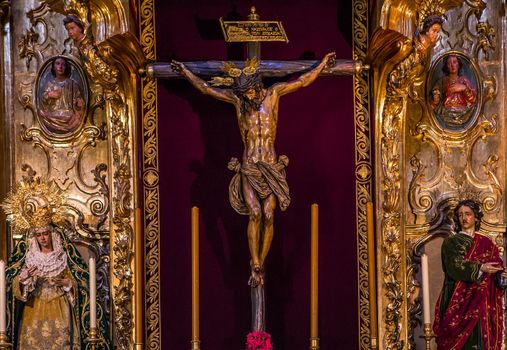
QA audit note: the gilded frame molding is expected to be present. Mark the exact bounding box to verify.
[353,0,373,349]
[139,0,161,349]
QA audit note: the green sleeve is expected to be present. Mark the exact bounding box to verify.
[441,236,481,282]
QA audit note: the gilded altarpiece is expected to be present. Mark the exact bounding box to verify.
[0,0,145,348]
[371,0,506,349]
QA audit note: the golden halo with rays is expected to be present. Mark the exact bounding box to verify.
[1,177,67,236]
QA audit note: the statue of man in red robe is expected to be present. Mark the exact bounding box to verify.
[433,199,507,350]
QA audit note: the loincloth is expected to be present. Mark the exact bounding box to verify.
[228,156,291,215]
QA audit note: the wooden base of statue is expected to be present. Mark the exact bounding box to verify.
[85,327,102,350]
[0,332,12,349]
[251,279,266,331]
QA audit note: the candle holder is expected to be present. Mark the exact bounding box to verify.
[370,336,378,350]
[0,331,12,349]
[309,337,319,350]
[85,327,102,350]
[190,339,201,350]
[419,323,435,350]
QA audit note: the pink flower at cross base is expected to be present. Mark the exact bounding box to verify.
[246,331,273,350]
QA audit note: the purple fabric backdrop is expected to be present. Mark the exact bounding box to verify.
[155,1,358,348]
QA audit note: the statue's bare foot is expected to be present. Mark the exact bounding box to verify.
[248,261,264,287]
[253,264,261,273]
[248,269,264,287]
[250,259,262,273]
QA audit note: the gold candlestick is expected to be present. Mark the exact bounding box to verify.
[85,327,102,350]
[366,201,378,350]
[134,208,145,349]
[309,336,319,350]
[190,339,201,350]
[0,331,12,349]
[310,204,319,350]
[419,323,435,350]
[191,207,200,348]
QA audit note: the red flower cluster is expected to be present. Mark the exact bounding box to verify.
[246,331,273,350]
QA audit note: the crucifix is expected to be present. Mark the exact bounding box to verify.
[146,6,367,348]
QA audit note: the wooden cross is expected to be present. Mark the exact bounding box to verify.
[145,6,367,79]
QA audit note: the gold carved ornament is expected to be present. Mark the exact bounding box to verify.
[139,0,161,349]
[369,1,474,348]
[352,0,373,349]
[59,9,144,350]
[1,177,66,235]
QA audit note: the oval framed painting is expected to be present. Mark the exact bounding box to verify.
[427,51,481,132]
[36,55,89,138]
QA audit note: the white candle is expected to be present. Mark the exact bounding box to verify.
[421,253,431,324]
[89,257,97,329]
[0,260,5,333]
